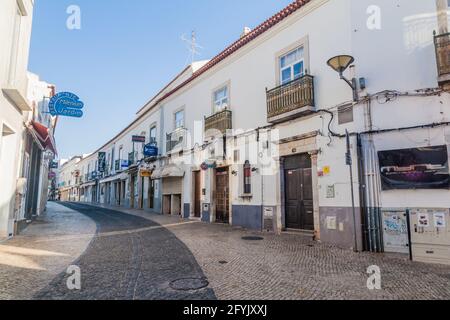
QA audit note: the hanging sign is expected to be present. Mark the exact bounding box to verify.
[121,160,129,170]
[200,161,216,171]
[132,135,146,143]
[49,92,84,118]
[98,152,106,172]
[50,160,59,169]
[140,170,153,178]
[144,144,158,157]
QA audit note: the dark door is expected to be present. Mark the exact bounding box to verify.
[194,171,201,218]
[140,177,144,209]
[215,168,229,223]
[117,182,122,205]
[284,154,314,230]
[148,178,155,209]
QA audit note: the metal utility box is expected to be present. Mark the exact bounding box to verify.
[409,209,450,266]
[382,209,409,254]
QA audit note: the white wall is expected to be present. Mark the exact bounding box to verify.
[0,0,34,237]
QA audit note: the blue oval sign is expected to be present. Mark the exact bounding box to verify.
[49,92,84,118]
[144,144,158,157]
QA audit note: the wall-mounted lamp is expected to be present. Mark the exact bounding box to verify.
[231,170,238,176]
[251,167,258,173]
[327,55,359,102]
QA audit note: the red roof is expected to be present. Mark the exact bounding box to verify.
[148,0,311,111]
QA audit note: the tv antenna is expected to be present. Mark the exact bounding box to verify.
[181,31,203,66]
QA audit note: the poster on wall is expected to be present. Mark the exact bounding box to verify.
[378,145,450,190]
[434,212,446,228]
[418,213,430,228]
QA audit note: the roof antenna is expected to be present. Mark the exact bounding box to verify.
[181,30,203,66]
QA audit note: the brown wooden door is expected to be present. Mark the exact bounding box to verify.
[215,168,229,223]
[194,171,201,218]
[284,154,314,230]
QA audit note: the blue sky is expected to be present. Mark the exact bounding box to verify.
[29,0,294,159]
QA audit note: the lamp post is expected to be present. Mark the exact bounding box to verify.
[327,54,361,252]
[327,55,359,102]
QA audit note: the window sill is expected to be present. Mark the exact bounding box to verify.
[239,193,253,199]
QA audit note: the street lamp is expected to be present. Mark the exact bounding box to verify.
[327,55,359,102]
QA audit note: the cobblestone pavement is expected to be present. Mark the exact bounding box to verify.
[92,203,450,300]
[2,202,450,300]
[0,202,96,299]
[34,203,215,300]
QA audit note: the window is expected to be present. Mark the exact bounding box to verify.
[111,147,115,171]
[174,110,184,129]
[279,47,304,85]
[150,126,157,145]
[243,160,252,194]
[213,86,229,112]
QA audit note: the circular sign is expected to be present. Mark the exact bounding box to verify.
[49,92,84,118]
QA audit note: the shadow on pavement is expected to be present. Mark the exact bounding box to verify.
[34,202,216,300]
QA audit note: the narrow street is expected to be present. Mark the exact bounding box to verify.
[1,202,449,300]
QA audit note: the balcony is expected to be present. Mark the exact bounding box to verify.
[166,128,187,153]
[435,32,450,86]
[204,109,232,138]
[266,75,315,123]
[2,86,32,112]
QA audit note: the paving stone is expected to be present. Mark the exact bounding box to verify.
[1,202,450,300]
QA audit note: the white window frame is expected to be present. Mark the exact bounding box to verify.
[174,108,185,130]
[212,85,229,113]
[149,124,157,145]
[275,36,310,86]
[279,47,305,85]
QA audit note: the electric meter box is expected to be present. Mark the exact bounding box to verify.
[409,208,450,266]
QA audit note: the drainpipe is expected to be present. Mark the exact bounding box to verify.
[360,98,384,253]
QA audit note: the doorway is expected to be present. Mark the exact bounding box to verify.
[130,175,136,208]
[284,154,314,230]
[139,177,144,209]
[193,171,201,218]
[215,167,229,223]
[163,195,171,215]
[148,178,155,209]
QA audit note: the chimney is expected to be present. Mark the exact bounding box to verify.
[241,27,252,38]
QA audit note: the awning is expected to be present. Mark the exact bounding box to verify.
[152,164,184,179]
[151,167,164,179]
[28,121,57,155]
[99,172,128,184]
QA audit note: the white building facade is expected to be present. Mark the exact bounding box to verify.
[1,0,35,238]
[64,0,450,257]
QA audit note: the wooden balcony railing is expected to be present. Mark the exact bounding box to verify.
[435,32,450,83]
[204,109,232,137]
[266,75,315,123]
[166,127,187,153]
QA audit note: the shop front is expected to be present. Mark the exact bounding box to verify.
[152,163,184,216]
